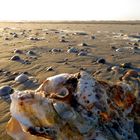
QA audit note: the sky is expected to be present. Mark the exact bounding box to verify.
[0,0,140,21]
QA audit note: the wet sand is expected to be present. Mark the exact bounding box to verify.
[0,22,140,139]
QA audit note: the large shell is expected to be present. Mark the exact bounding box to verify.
[7,71,139,140]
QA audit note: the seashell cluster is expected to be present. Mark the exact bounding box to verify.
[7,71,139,140]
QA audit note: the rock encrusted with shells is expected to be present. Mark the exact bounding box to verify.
[6,71,139,140]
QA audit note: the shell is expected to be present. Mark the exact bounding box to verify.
[7,72,139,140]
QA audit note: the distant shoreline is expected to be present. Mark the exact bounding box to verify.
[0,20,140,24]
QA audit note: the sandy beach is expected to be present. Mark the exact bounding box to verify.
[0,22,140,139]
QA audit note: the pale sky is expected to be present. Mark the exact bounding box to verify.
[0,0,140,21]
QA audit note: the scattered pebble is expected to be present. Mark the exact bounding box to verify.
[96,58,106,64]
[28,37,40,41]
[4,37,9,40]
[0,86,13,96]
[47,66,53,71]
[24,60,31,64]
[60,39,67,42]
[79,42,88,47]
[78,51,87,56]
[27,50,36,55]
[110,46,117,50]
[67,47,78,53]
[91,35,96,39]
[14,49,23,54]
[51,48,62,53]
[111,66,120,72]
[10,55,21,61]
[64,58,68,62]
[124,70,138,78]
[74,32,88,35]
[15,73,29,83]
[13,33,18,38]
[120,62,132,68]
[133,42,139,46]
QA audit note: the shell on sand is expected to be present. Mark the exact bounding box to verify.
[7,72,139,140]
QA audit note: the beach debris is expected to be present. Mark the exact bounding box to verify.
[0,86,13,96]
[26,50,36,56]
[60,39,67,42]
[120,62,132,68]
[78,51,87,56]
[14,49,23,54]
[110,45,117,50]
[133,42,139,46]
[10,55,21,61]
[4,37,10,40]
[111,66,120,72]
[47,66,53,71]
[24,60,31,65]
[13,33,18,38]
[15,73,29,83]
[28,37,45,41]
[28,37,39,41]
[121,70,139,81]
[7,71,139,140]
[79,42,88,47]
[67,47,78,53]
[116,46,140,53]
[74,31,88,35]
[116,47,133,52]
[96,58,106,64]
[91,35,96,39]
[51,48,62,53]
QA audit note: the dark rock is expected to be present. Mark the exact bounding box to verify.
[4,37,9,40]
[10,55,21,61]
[80,43,88,46]
[13,34,18,38]
[0,86,13,96]
[91,35,96,39]
[96,58,106,64]
[51,48,62,53]
[60,39,67,42]
[67,47,78,53]
[14,49,23,54]
[120,63,132,68]
[24,60,31,64]
[47,67,53,71]
[74,32,88,35]
[78,51,87,56]
[64,58,68,62]
[27,50,36,55]
[133,42,139,46]
[111,46,117,50]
